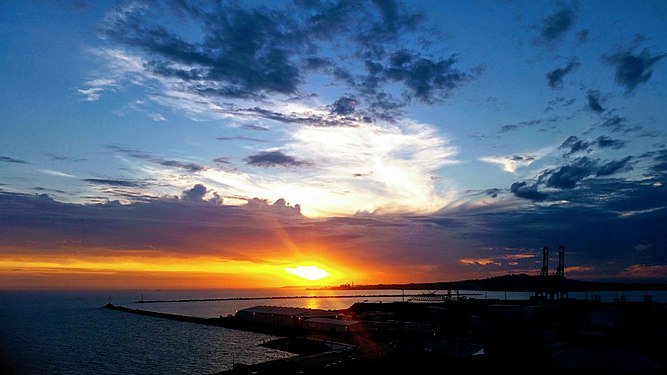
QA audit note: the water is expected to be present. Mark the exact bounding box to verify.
[0,290,296,375]
[2,288,665,374]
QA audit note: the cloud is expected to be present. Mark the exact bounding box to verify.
[585,90,605,113]
[599,114,640,133]
[83,178,143,188]
[603,48,666,92]
[365,49,472,104]
[498,116,559,133]
[88,0,474,124]
[243,124,270,132]
[542,157,598,189]
[107,145,206,172]
[77,78,116,101]
[510,181,547,201]
[37,169,76,178]
[559,135,627,158]
[648,150,667,174]
[540,156,633,189]
[244,150,311,168]
[217,136,269,143]
[181,183,208,202]
[596,156,632,176]
[540,8,575,44]
[546,60,580,88]
[480,154,538,173]
[331,97,358,116]
[559,136,591,157]
[0,156,28,164]
[595,136,625,150]
[468,177,667,281]
[157,159,206,173]
[484,188,502,198]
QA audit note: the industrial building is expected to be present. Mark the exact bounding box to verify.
[235,306,334,327]
[302,317,363,334]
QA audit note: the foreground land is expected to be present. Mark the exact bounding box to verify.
[107,291,667,375]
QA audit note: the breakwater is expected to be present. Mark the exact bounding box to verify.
[103,303,304,337]
[135,293,415,304]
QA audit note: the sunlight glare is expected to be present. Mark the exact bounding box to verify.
[283,265,330,280]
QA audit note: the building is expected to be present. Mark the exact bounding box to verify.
[302,317,363,334]
[235,306,334,327]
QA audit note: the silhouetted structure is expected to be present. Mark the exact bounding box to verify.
[536,245,568,300]
[556,245,565,279]
[540,246,549,277]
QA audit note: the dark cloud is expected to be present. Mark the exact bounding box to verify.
[546,60,580,88]
[469,177,667,281]
[82,178,143,187]
[540,155,634,189]
[596,156,632,176]
[245,150,310,168]
[242,124,270,132]
[499,117,559,133]
[421,217,465,228]
[331,97,358,115]
[97,0,473,121]
[585,90,604,113]
[559,135,626,157]
[603,48,666,92]
[34,187,69,195]
[0,156,28,164]
[599,115,641,133]
[484,188,502,198]
[0,187,304,257]
[158,160,206,172]
[362,50,471,105]
[559,135,591,157]
[230,106,360,127]
[213,157,231,166]
[543,157,598,189]
[545,96,576,112]
[107,145,206,172]
[182,183,207,202]
[541,8,575,44]
[217,136,269,142]
[510,181,547,201]
[649,150,667,174]
[47,153,86,162]
[595,136,625,149]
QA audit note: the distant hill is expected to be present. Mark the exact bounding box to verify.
[323,274,667,292]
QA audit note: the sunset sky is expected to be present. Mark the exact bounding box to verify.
[1,0,666,289]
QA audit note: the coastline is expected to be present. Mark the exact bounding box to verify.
[105,295,667,375]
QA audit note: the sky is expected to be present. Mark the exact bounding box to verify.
[1,0,666,289]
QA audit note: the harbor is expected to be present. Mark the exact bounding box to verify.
[106,291,667,374]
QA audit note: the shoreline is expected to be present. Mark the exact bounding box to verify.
[105,297,667,374]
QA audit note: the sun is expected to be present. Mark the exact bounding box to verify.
[283,265,330,281]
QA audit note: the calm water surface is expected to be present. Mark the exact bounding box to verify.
[1,288,665,374]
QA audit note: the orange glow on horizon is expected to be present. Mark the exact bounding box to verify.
[0,251,364,290]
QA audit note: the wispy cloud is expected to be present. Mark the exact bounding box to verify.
[0,156,28,164]
[546,60,580,88]
[37,169,76,178]
[540,8,575,44]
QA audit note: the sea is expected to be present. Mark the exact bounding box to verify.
[1,287,665,375]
